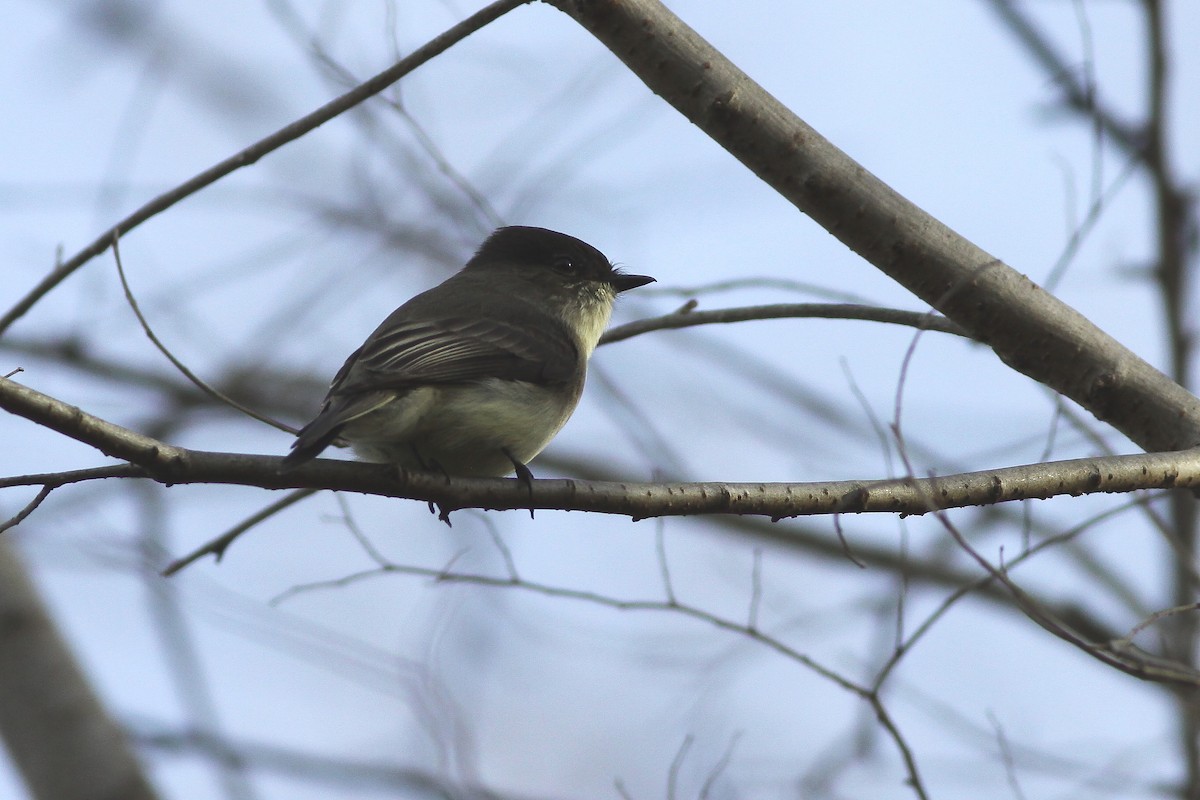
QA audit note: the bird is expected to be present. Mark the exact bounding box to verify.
[279,226,654,478]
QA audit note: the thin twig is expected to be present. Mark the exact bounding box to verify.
[601,303,968,346]
[162,489,318,576]
[988,710,1029,800]
[0,486,53,533]
[1118,602,1200,645]
[478,513,520,582]
[273,555,932,798]
[656,520,676,605]
[667,735,693,800]
[698,732,741,800]
[0,464,146,489]
[113,235,294,433]
[0,0,531,335]
[330,493,392,569]
[748,549,763,632]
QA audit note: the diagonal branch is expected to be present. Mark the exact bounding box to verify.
[112,235,295,434]
[544,0,1200,452]
[0,540,160,800]
[0,0,531,337]
[982,0,1145,157]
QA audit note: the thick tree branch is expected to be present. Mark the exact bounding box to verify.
[0,540,159,800]
[545,0,1200,452]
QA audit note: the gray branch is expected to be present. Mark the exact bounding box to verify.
[3,375,1196,523]
[0,540,159,800]
[546,0,1200,453]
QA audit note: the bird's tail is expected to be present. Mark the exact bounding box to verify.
[278,414,344,472]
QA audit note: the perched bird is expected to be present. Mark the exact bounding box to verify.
[280,226,654,477]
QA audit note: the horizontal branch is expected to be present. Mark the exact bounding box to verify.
[3,376,1197,522]
[601,303,968,345]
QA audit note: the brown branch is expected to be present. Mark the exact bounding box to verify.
[544,0,1200,453]
[0,377,186,467]
[0,0,531,336]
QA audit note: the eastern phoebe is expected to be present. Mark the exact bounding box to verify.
[279,226,654,477]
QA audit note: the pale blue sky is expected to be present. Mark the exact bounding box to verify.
[2,2,1197,798]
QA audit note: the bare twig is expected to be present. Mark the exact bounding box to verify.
[272,557,929,798]
[0,465,147,490]
[698,733,741,800]
[113,235,294,434]
[1118,603,1200,646]
[988,710,1029,800]
[161,489,319,576]
[747,549,763,632]
[667,735,692,800]
[655,521,676,605]
[0,486,53,534]
[0,0,530,336]
[329,493,393,569]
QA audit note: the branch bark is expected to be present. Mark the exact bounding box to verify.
[545,0,1200,453]
[3,375,1197,523]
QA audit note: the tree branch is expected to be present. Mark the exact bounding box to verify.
[0,0,531,336]
[982,0,1145,157]
[0,540,159,800]
[600,302,968,345]
[4,375,1199,524]
[544,0,1200,452]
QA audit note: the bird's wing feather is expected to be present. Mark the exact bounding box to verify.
[333,316,579,395]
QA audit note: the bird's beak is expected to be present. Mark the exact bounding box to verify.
[609,272,656,293]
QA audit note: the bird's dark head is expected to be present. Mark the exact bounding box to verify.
[467,226,655,293]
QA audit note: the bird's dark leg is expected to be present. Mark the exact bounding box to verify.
[409,444,450,480]
[406,444,451,521]
[502,448,535,519]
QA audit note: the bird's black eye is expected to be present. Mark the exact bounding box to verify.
[552,255,579,276]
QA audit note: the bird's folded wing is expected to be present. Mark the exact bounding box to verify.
[332,317,579,395]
